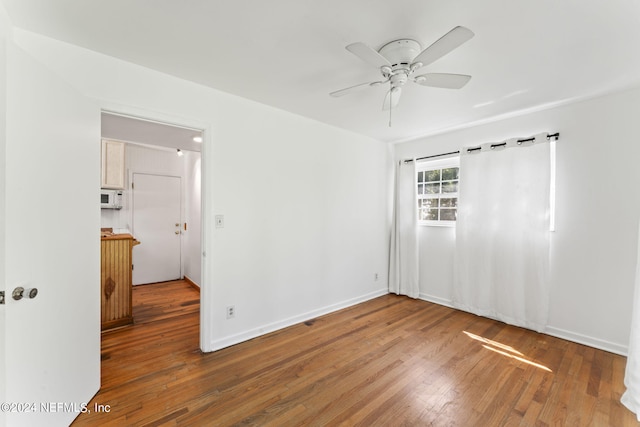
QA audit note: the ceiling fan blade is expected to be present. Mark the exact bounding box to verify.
[330,82,371,97]
[412,26,474,69]
[330,79,388,97]
[382,87,402,111]
[346,42,392,69]
[414,73,472,89]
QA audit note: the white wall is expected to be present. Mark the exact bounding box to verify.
[12,28,390,351]
[394,87,640,354]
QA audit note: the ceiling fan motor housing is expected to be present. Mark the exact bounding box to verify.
[379,39,421,66]
[378,39,421,85]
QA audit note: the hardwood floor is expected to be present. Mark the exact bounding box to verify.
[73,281,639,426]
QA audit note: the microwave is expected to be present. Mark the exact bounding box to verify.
[101,189,123,209]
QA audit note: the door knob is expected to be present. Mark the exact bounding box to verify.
[12,287,38,300]
[12,287,24,300]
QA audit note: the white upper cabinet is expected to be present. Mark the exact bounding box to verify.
[101,139,125,189]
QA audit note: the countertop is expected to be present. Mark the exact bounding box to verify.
[101,232,135,240]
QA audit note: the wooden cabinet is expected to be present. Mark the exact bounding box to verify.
[101,139,125,189]
[101,233,139,330]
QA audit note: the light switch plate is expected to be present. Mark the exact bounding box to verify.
[215,215,224,228]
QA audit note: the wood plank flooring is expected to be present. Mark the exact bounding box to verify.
[73,281,639,426]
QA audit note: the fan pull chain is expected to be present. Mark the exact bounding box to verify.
[388,89,393,127]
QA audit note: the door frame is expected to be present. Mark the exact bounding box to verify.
[100,104,213,352]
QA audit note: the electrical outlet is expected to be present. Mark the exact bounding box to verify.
[374,273,379,281]
[226,305,235,319]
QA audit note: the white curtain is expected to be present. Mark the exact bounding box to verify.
[453,133,551,331]
[389,160,419,298]
[622,220,640,420]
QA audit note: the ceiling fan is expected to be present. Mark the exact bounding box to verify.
[330,26,474,126]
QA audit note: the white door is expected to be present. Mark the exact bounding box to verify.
[132,173,182,285]
[1,44,100,426]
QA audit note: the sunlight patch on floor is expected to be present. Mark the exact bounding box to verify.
[481,345,552,372]
[463,331,552,372]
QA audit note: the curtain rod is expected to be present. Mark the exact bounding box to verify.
[403,132,560,163]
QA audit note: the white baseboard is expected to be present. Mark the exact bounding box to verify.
[209,288,389,351]
[209,289,629,357]
[418,293,454,309]
[183,275,200,290]
[544,326,628,356]
[418,294,628,356]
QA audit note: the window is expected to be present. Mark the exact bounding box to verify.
[416,157,459,226]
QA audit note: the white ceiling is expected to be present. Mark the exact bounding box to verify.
[4,0,640,143]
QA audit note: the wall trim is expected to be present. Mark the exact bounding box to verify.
[418,294,628,356]
[418,293,454,309]
[544,326,628,357]
[183,275,200,291]
[209,289,629,356]
[210,289,389,351]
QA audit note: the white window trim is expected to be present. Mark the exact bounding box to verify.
[416,156,460,227]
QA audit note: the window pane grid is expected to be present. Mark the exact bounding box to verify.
[416,165,459,224]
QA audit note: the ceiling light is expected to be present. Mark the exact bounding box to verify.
[176,149,184,157]
[193,136,203,143]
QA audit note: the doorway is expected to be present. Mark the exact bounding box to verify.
[100,110,204,322]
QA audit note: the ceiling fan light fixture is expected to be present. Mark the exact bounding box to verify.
[390,73,408,87]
